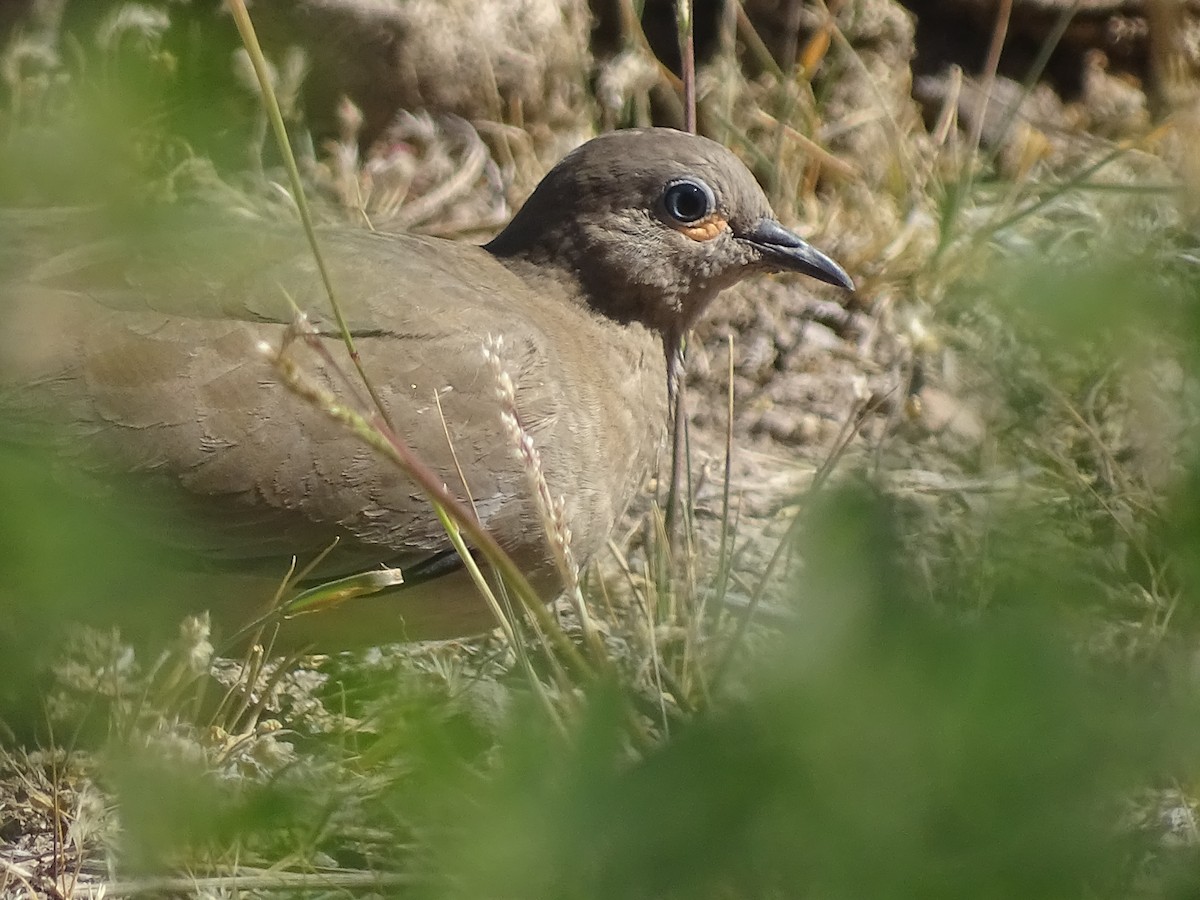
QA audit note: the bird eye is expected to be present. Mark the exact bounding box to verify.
[662,179,714,224]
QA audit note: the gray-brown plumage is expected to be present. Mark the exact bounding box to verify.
[0,127,851,647]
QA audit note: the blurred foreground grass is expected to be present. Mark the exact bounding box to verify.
[5,416,1200,897]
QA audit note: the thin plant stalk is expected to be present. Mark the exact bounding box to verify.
[264,331,597,686]
[710,392,878,690]
[224,0,393,430]
[663,0,697,543]
[966,0,1014,166]
[675,0,696,133]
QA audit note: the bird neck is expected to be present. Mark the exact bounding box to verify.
[485,239,710,344]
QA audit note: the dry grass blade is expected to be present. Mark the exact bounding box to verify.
[662,0,699,547]
[426,386,565,713]
[261,321,597,687]
[389,117,490,229]
[731,0,784,80]
[0,856,40,899]
[71,867,420,898]
[708,335,738,622]
[483,336,611,671]
[750,108,858,179]
[710,390,879,690]
[664,350,690,543]
[811,0,921,188]
[617,0,684,94]
[966,0,1014,166]
[981,0,1083,175]
[676,0,696,133]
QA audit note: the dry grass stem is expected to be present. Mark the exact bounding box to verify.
[482,335,610,666]
[225,0,392,428]
[259,322,598,687]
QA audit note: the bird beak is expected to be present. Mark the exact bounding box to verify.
[744,219,854,291]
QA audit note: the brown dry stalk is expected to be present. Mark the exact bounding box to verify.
[260,325,597,685]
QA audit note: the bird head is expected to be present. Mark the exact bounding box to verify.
[486,128,853,343]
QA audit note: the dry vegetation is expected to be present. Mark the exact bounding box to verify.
[3,0,1200,897]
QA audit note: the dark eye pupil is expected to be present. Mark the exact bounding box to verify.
[664,181,710,223]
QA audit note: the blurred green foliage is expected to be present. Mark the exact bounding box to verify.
[418,483,1197,900]
[8,458,1200,896]
[0,448,151,734]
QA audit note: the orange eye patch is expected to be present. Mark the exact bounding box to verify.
[678,213,729,242]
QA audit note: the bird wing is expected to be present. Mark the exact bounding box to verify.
[0,209,589,580]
